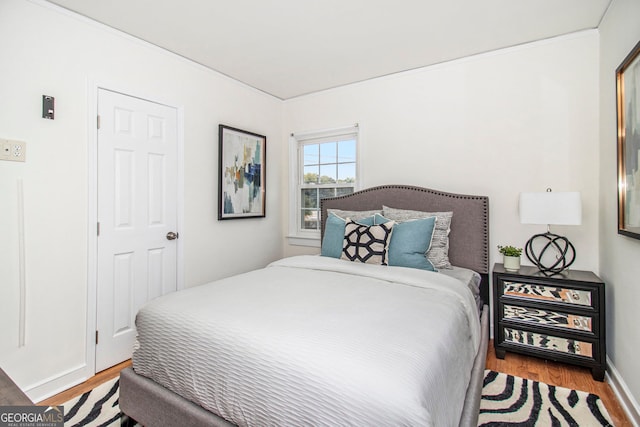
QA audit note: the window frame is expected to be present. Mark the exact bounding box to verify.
[288,124,360,246]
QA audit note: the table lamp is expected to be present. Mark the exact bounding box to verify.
[519,189,582,274]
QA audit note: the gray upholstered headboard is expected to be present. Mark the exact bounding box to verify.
[320,185,490,303]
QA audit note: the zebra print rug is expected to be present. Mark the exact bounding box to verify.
[480,370,614,426]
[64,372,615,426]
[63,378,122,427]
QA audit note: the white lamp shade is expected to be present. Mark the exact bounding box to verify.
[519,192,582,225]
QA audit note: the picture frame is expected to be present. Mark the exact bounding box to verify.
[218,125,266,220]
[617,40,640,239]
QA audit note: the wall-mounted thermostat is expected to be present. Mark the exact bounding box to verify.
[43,95,55,120]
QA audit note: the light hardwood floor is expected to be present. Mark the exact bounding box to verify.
[40,345,632,425]
[39,359,131,407]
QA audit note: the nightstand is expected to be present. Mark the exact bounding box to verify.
[493,263,606,381]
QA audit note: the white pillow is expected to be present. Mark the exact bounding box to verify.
[327,208,382,221]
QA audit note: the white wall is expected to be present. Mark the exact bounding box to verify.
[599,0,640,420]
[282,31,600,273]
[0,0,283,401]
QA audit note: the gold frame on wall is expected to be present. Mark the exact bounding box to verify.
[617,40,640,239]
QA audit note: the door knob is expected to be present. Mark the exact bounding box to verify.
[166,231,179,240]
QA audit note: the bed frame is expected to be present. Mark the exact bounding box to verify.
[120,184,490,427]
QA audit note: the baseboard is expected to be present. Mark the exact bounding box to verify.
[606,356,640,427]
[23,363,90,403]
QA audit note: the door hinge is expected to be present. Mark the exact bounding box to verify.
[95,330,99,345]
[97,115,101,130]
[97,222,100,236]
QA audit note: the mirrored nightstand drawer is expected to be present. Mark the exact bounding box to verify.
[503,327,593,357]
[503,304,592,332]
[503,281,592,306]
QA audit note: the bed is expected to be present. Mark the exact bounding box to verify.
[119,184,490,427]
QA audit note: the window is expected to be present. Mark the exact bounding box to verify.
[289,125,359,245]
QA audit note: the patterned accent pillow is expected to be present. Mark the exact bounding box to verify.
[341,219,395,265]
[382,205,453,269]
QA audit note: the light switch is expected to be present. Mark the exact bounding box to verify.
[0,139,26,162]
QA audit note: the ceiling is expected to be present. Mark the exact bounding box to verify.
[47,0,612,100]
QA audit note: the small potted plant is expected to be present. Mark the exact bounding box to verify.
[498,245,523,271]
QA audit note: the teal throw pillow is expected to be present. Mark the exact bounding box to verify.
[375,214,437,271]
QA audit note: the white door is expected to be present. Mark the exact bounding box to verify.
[96,89,179,371]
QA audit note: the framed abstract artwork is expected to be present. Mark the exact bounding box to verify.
[218,125,266,220]
[617,40,640,239]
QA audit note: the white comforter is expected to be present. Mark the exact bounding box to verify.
[133,255,480,427]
